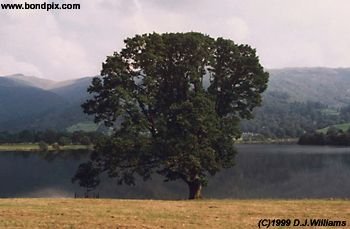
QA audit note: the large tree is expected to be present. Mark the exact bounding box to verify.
[74,32,268,199]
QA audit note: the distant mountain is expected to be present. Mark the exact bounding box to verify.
[5,74,57,89]
[50,77,93,103]
[241,68,350,138]
[1,68,350,136]
[0,78,68,131]
[1,74,93,95]
[0,76,39,88]
[0,74,95,132]
[267,68,350,107]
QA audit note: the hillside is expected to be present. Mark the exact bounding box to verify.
[0,80,68,130]
[6,74,57,89]
[241,68,350,138]
[50,77,92,103]
[1,68,350,136]
[0,75,93,131]
[267,68,350,107]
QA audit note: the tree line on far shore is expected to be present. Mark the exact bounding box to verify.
[298,127,350,146]
[242,93,350,139]
[0,130,105,146]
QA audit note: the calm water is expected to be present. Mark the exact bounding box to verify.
[0,144,350,199]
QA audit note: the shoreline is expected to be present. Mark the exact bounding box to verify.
[0,143,92,152]
[236,138,298,144]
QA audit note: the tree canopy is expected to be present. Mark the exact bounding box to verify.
[74,32,268,199]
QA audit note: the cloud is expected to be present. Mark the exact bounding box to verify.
[1,0,350,80]
[0,55,42,77]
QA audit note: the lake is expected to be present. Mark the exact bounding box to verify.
[0,144,350,199]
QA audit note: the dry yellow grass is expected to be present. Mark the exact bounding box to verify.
[0,199,349,228]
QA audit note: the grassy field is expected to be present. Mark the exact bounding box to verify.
[0,199,349,228]
[318,123,350,133]
[66,121,100,133]
[321,108,340,116]
[0,144,91,151]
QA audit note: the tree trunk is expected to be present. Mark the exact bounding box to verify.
[188,180,202,200]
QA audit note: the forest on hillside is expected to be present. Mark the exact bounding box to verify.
[1,68,350,139]
[241,92,350,138]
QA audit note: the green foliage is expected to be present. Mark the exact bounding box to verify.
[72,162,100,193]
[241,68,350,138]
[2,68,350,136]
[299,128,350,146]
[77,32,268,199]
[58,136,71,146]
[267,68,350,107]
[241,92,342,138]
[317,123,350,134]
[79,136,92,145]
[40,129,58,145]
[0,130,104,146]
[38,141,49,151]
[340,105,350,120]
[66,121,100,133]
[0,76,92,132]
[52,143,61,151]
[0,79,67,130]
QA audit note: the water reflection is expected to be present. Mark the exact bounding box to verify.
[0,144,349,199]
[206,144,350,198]
[0,150,89,197]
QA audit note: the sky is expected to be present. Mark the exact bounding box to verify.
[1,0,350,80]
